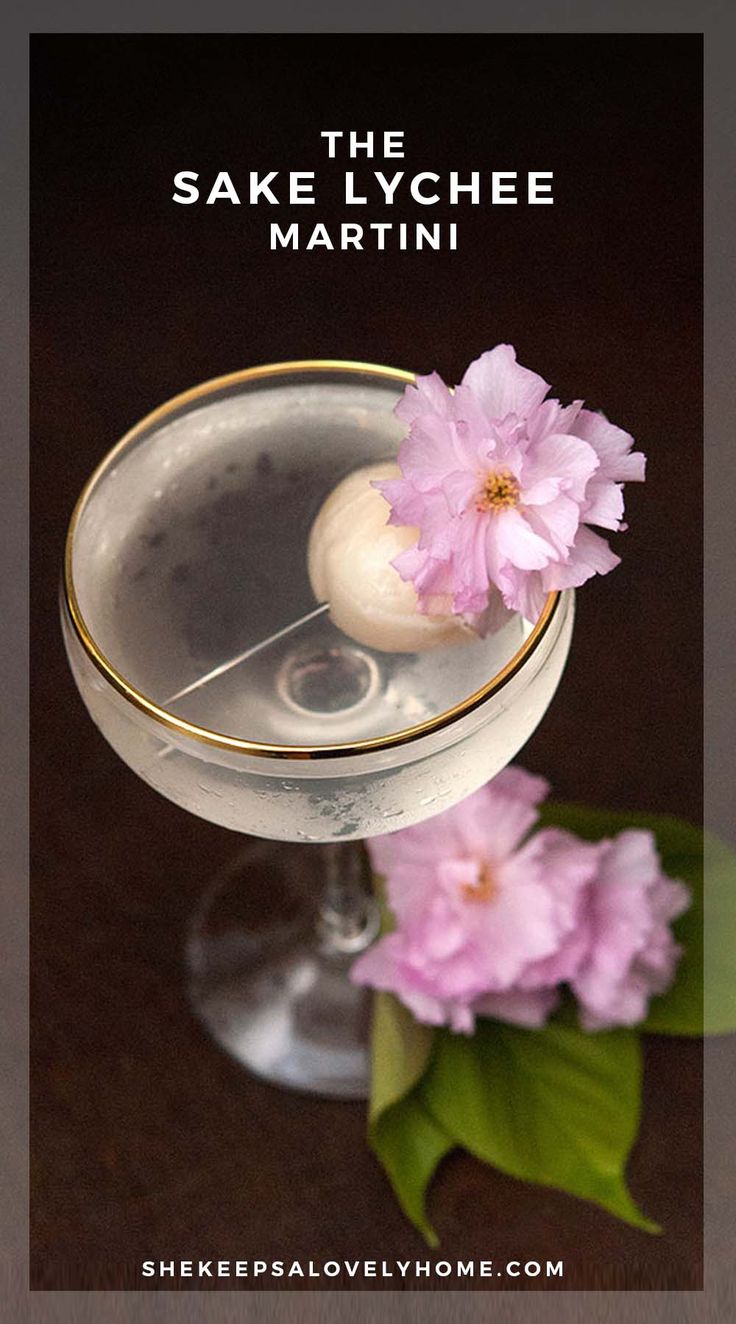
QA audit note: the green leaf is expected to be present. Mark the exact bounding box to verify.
[422,1017,659,1233]
[369,1090,454,1247]
[369,989,434,1123]
[539,803,736,1036]
[368,992,452,1245]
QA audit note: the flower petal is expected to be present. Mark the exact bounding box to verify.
[461,344,551,422]
[583,478,626,531]
[441,469,479,515]
[543,526,621,590]
[494,508,556,569]
[571,408,646,483]
[447,767,548,860]
[522,431,599,505]
[523,397,583,445]
[570,829,690,1031]
[395,370,454,426]
[525,495,582,557]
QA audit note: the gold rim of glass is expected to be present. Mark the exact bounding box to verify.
[63,359,561,762]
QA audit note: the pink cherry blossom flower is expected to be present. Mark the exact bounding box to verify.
[375,345,646,623]
[351,768,599,1034]
[570,829,691,1031]
[352,770,690,1036]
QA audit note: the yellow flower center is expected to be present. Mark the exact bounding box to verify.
[461,863,496,904]
[477,468,520,513]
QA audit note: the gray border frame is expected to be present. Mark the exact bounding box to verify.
[5,1,732,1319]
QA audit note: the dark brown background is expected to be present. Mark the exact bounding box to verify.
[31,34,703,1290]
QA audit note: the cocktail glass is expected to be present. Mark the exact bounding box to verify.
[61,361,575,1099]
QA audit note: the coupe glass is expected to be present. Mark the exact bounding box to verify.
[61,361,575,1099]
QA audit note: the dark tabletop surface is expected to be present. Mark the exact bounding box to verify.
[30,34,702,1290]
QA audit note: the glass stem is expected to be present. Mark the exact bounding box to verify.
[317,841,380,957]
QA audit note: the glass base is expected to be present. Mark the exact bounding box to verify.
[185,841,378,1099]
